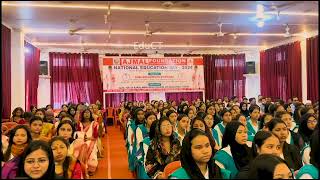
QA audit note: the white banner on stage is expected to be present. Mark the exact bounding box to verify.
[102,56,205,93]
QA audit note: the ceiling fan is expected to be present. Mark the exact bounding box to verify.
[144,21,162,38]
[283,24,295,38]
[215,23,230,37]
[104,1,111,24]
[106,24,112,43]
[79,36,91,52]
[184,48,205,55]
[227,48,249,54]
[68,19,84,36]
[260,1,303,20]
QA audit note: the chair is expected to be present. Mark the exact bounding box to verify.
[114,108,121,126]
[106,107,115,126]
[163,161,181,178]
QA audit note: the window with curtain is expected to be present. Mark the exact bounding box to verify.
[2,24,11,119]
[306,36,318,103]
[50,52,103,108]
[25,41,40,111]
[204,54,246,100]
[260,41,301,101]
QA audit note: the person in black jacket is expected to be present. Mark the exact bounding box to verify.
[236,131,281,179]
[275,111,304,150]
[267,118,303,171]
[310,123,319,169]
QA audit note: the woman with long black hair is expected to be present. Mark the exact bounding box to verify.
[1,125,32,179]
[267,118,302,171]
[169,129,224,179]
[236,131,281,179]
[16,140,56,179]
[248,154,293,179]
[49,136,83,179]
[145,116,181,179]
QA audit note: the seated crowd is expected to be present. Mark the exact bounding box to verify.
[1,96,319,179]
[121,96,319,179]
[1,101,105,179]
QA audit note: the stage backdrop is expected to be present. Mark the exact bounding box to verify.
[102,57,205,93]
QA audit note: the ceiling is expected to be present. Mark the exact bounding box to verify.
[2,1,319,51]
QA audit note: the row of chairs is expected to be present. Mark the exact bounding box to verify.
[1,107,121,134]
[116,109,182,179]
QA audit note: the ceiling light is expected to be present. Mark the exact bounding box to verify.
[256,4,265,19]
[283,24,293,38]
[24,28,288,36]
[2,2,318,16]
[31,42,262,49]
[257,21,264,28]
[104,15,108,24]
[233,35,237,39]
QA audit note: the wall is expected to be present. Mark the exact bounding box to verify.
[243,50,260,100]
[11,28,26,111]
[37,49,51,108]
[37,29,318,107]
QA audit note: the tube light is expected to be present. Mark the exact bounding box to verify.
[2,2,318,16]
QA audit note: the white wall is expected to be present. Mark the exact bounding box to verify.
[243,50,260,100]
[11,28,26,111]
[36,49,51,108]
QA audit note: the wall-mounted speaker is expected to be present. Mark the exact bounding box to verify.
[245,61,255,74]
[39,61,48,75]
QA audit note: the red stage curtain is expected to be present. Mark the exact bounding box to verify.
[287,41,302,100]
[83,53,103,105]
[50,52,107,108]
[204,54,246,100]
[233,54,246,98]
[2,24,11,118]
[50,52,82,108]
[25,41,40,111]
[260,41,302,101]
[306,36,319,103]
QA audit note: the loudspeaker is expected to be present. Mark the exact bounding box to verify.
[39,61,48,75]
[245,61,256,74]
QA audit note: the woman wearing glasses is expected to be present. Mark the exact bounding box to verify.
[16,140,56,179]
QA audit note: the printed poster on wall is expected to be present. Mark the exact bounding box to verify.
[102,57,205,93]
